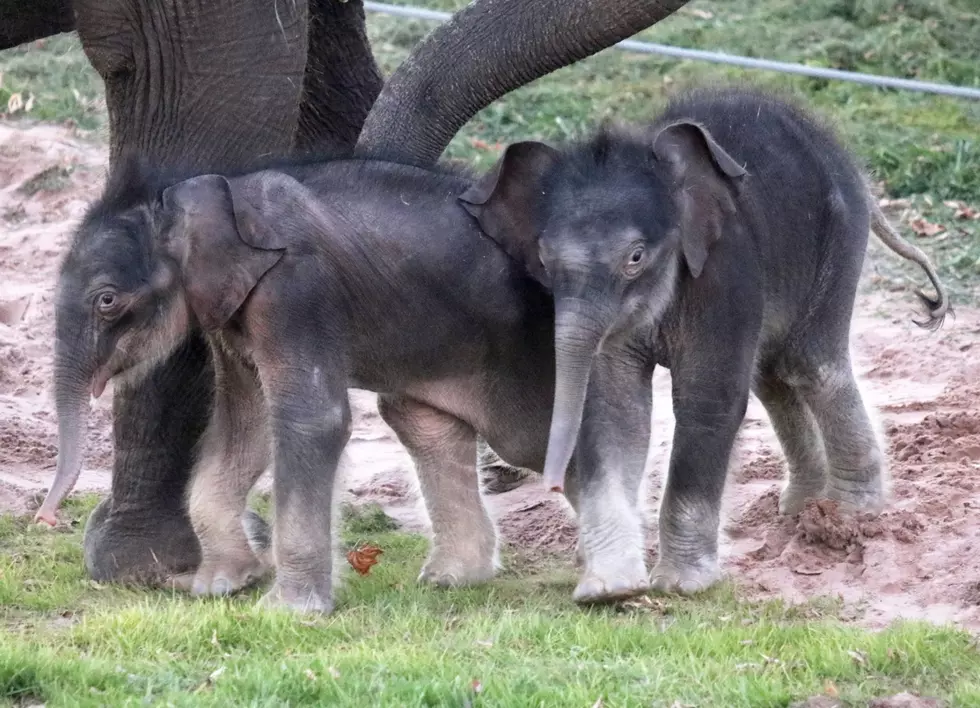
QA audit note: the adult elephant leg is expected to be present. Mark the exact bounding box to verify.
[295,0,383,153]
[0,0,74,50]
[74,0,310,583]
[355,0,690,165]
[84,335,212,582]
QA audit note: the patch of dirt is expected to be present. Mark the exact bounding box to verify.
[2,121,980,631]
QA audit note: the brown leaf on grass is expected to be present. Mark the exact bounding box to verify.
[908,216,945,237]
[824,679,840,698]
[944,200,980,220]
[346,544,383,575]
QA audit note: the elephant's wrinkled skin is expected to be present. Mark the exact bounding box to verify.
[5,0,690,583]
[462,87,949,597]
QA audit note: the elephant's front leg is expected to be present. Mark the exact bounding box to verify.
[566,350,653,604]
[185,347,271,596]
[258,361,351,614]
[650,347,753,595]
[377,395,498,587]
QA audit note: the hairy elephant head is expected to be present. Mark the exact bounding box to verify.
[460,123,747,492]
[36,162,193,528]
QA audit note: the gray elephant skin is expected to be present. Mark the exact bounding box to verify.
[461,87,949,595]
[4,0,691,584]
[40,153,589,612]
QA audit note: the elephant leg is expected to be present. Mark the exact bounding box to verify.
[295,0,383,153]
[258,363,351,614]
[651,329,755,596]
[378,395,498,587]
[754,373,828,515]
[186,347,271,597]
[790,358,885,515]
[83,335,210,584]
[565,351,652,604]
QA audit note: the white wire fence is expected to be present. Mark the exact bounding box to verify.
[363,1,980,101]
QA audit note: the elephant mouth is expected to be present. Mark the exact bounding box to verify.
[90,365,117,399]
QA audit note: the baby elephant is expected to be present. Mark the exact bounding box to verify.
[41,173,359,611]
[461,87,948,594]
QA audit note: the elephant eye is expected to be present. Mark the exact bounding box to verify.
[96,291,120,316]
[623,245,646,277]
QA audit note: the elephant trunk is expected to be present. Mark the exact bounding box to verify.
[355,0,691,166]
[34,350,93,526]
[542,301,608,493]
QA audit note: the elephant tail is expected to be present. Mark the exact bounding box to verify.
[868,197,950,331]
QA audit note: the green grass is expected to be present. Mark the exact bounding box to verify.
[2,4,980,705]
[2,496,979,707]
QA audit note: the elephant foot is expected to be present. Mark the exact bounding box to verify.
[573,566,649,605]
[418,544,498,588]
[191,554,269,597]
[649,557,721,596]
[779,481,827,516]
[825,477,885,517]
[259,580,334,614]
[83,497,201,584]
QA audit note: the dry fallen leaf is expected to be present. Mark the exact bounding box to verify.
[908,216,945,237]
[346,544,383,575]
[824,679,840,698]
[7,92,23,114]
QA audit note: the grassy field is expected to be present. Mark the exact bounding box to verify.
[2,1,980,705]
[3,496,979,707]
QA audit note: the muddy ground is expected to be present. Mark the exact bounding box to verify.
[1,122,978,630]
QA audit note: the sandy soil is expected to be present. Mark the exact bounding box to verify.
[1,122,978,631]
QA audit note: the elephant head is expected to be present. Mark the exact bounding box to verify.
[459,123,747,492]
[35,165,289,527]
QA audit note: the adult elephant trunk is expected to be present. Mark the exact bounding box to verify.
[34,346,94,526]
[542,301,610,493]
[356,0,690,166]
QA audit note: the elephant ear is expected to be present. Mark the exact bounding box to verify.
[161,174,286,332]
[652,120,748,278]
[459,141,560,283]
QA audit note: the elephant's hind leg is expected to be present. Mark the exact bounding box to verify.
[186,348,271,596]
[754,373,828,515]
[786,358,886,515]
[378,394,498,587]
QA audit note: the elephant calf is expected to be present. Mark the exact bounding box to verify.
[462,87,949,594]
[35,155,572,612]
